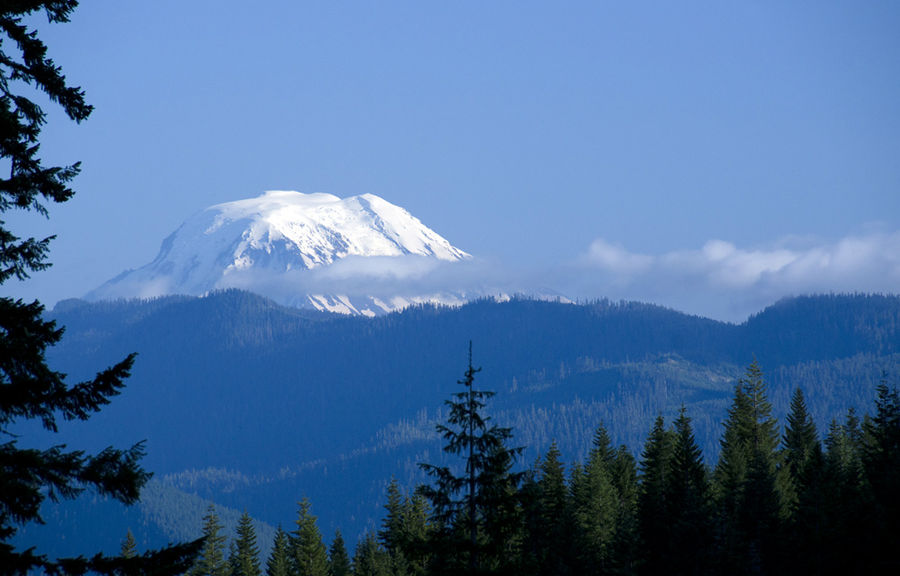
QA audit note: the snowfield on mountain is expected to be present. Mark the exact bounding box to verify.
[88,191,472,314]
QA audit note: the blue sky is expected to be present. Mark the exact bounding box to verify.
[4,1,899,320]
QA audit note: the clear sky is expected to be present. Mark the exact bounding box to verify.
[4,1,899,321]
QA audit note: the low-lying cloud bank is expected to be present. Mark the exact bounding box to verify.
[566,230,900,322]
[217,255,502,304]
[87,230,900,322]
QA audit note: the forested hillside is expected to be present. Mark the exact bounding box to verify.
[17,292,900,559]
[210,366,896,576]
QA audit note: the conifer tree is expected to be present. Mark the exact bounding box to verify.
[327,530,352,576]
[191,505,229,576]
[291,498,329,576]
[534,442,572,576]
[352,532,392,576]
[590,423,618,469]
[0,4,201,573]
[121,529,138,559]
[402,491,432,576]
[516,466,544,576]
[782,388,821,495]
[610,445,639,575]
[418,343,523,575]
[380,477,432,575]
[665,406,712,576]
[230,511,262,576]
[636,415,673,576]
[265,526,291,576]
[820,412,867,573]
[571,426,621,575]
[713,361,787,575]
[860,377,900,573]
[780,389,826,573]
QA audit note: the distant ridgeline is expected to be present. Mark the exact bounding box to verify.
[18,292,900,564]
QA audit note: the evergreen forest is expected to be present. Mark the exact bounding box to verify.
[183,356,900,576]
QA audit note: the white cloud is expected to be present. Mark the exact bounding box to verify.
[582,239,653,277]
[86,229,900,322]
[213,254,510,307]
[569,230,900,321]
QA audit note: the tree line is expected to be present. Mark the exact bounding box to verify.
[183,356,899,576]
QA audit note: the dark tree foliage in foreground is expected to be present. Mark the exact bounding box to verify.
[190,506,228,576]
[211,357,898,576]
[327,530,352,576]
[290,498,328,576]
[230,511,262,576]
[265,526,290,576]
[418,343,523,576]
[0,2,201,573]
[364,360,897,576]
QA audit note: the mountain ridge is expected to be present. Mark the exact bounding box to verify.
[20,291,899,558]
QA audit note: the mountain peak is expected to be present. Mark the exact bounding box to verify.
[88,191,471,313]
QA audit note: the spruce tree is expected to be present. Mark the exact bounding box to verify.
[418,343,523,575]
[820,413,867,574]
[230,511,262,576]
[380,478,404,554]
[665,406,712,576]
[0,3,201,573]
[516,466,543,576]
[636,415,673,576]
[713,361,787,575]
[860,377,900,573]
[327,530,352,576]
[121,529,138,559]
[534,442,571,576]
[380,478,432,575]
[401,491,432,576]
[191,505,229,576]
[352,532,392,576]
[265,526,291,576]
[610,445,639,576]
[782,388,821,500]
[291,498,329,576]
[571,427,621,575]
[781,389,826,573]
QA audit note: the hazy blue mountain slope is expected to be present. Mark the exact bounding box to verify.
[19,291,900,555]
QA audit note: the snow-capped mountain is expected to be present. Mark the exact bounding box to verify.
[88,191,472,315]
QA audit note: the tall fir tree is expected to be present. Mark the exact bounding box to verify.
[713,361,788,575]
[820,412,867,574]
[860,377,900,573]
[352,532,392,576]
[291,498,329,576]
[781,388,826,574]
[121,529,138,559]
[571,426,621,575]
[0,4,201,573]
[636,415,673,576]
[418,343,523,575]
[516,465,543,576]
[782,388,821,500]
[534,442,572,576]
[265,526,291,576]
[230,511,261,576]
[610,445,640,576]
[665,406,712,576]
[191,505,229,576]
[380,478,405,555]
[327,530,352,576]
[381,479,431,576]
